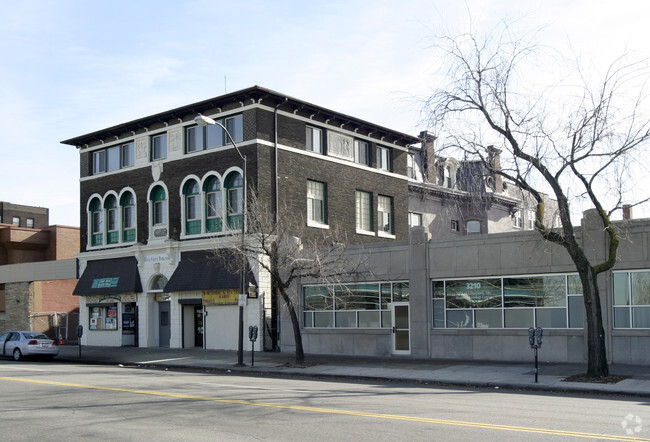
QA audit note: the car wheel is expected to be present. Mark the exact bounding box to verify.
[13,348,23,361]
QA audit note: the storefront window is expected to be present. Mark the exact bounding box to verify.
[303,281,408,328]
[613,270,650,328]
[433,274,582,329]
[89,305,118,330]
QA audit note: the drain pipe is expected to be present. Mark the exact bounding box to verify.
[274,98,287,223]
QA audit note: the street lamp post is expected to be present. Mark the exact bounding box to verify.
[194,114,247,366]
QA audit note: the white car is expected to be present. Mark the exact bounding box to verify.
[0,331,59,361]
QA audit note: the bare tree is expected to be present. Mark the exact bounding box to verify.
[425,24,650,377]
[213,191,365,365]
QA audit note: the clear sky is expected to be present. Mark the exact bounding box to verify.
[1,0,648,226]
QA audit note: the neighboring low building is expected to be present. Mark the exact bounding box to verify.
[284,210,650,365]
[0,201,49,230]
[0,206,80,340]
[407,134,559,237]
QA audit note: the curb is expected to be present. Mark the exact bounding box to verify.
[53,356,650,399]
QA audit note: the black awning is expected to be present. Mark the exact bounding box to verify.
[164,250,257,293]
[73,257,142,296]
[178,298,202,305]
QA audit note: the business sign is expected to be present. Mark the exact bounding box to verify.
[91,277,120,289]
[203,289,240,306]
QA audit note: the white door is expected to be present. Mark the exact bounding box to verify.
[391,302,410,355]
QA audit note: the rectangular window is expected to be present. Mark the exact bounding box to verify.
[187,195,201,220]
[154,200,167,224]
[378,195,393,235]
[186,126,204,152]
[307,180,326,225]
[306,126,322,153]
[354,140,369,165]
[433,274,582,329]
[26,218,34,228]
[451,220,459,232]
[206,122,224,148]
[152,134,167,160]
[12,216,20,227]
[107,146,120,171]
[376,146,390,171]
[93,150,106,174]
[355,191,373,233]
[122,142,134,167]
[467,220,481,235]
[527,210,535,230]
[225,115,243,143]
[408,212,422,227]
[303,281,408,329]
[89,305,118,330]
[513,210,523,228]
[407,154,416,179]
[123,206,135,229]
[93,143,134,174]
[613,270,650,328]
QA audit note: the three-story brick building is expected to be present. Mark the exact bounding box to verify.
[62,86,420,350]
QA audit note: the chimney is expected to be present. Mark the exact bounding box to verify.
[487,145,503,192]
[623,204,633,220]
[419,130,436,183]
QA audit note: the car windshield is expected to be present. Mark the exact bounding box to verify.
[23,333,49,340]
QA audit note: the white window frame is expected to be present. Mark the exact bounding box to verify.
[354,140,369,165]
[151,134,168,160]
[408,212,422,228]
[377,146,390,171]
[307,180,328,228]
[378,195,394,238]
[527,210,536,230]
[93,150,106,174]
[407,154,416,179]
[306,126,322,154]
[356,190,374,235]
[513,210,523,228]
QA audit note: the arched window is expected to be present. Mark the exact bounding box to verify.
[104,195,119,244]
[225,172,243,229]
[89,197,103,246]
[204,176,223,233]
[121,192,136,243]
[151,186,167,226]
[150,275,168,292]
[183,180,201,235]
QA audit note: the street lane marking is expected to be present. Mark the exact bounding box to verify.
[136,357,193,363]
[1,376,647,441]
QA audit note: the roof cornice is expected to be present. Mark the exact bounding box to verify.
[61,86,421,148]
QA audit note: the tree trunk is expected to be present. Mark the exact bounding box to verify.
[579,266,609,377]
[277,286,305,365]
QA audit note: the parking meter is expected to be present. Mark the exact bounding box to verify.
[248,325,258,342]
[527,327,543,382]
[248,326,259,367]
[528,327,535,347]
[77,324,83,357]
[535,327,543,346]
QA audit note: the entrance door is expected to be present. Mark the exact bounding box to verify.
[159,301,170,347]
[194,306,204,347]
[121,303,136,346]
[391,302,410,354]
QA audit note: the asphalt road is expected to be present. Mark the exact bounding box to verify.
[0,359,648,441]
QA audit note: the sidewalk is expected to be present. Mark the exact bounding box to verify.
[55,345,650,397]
